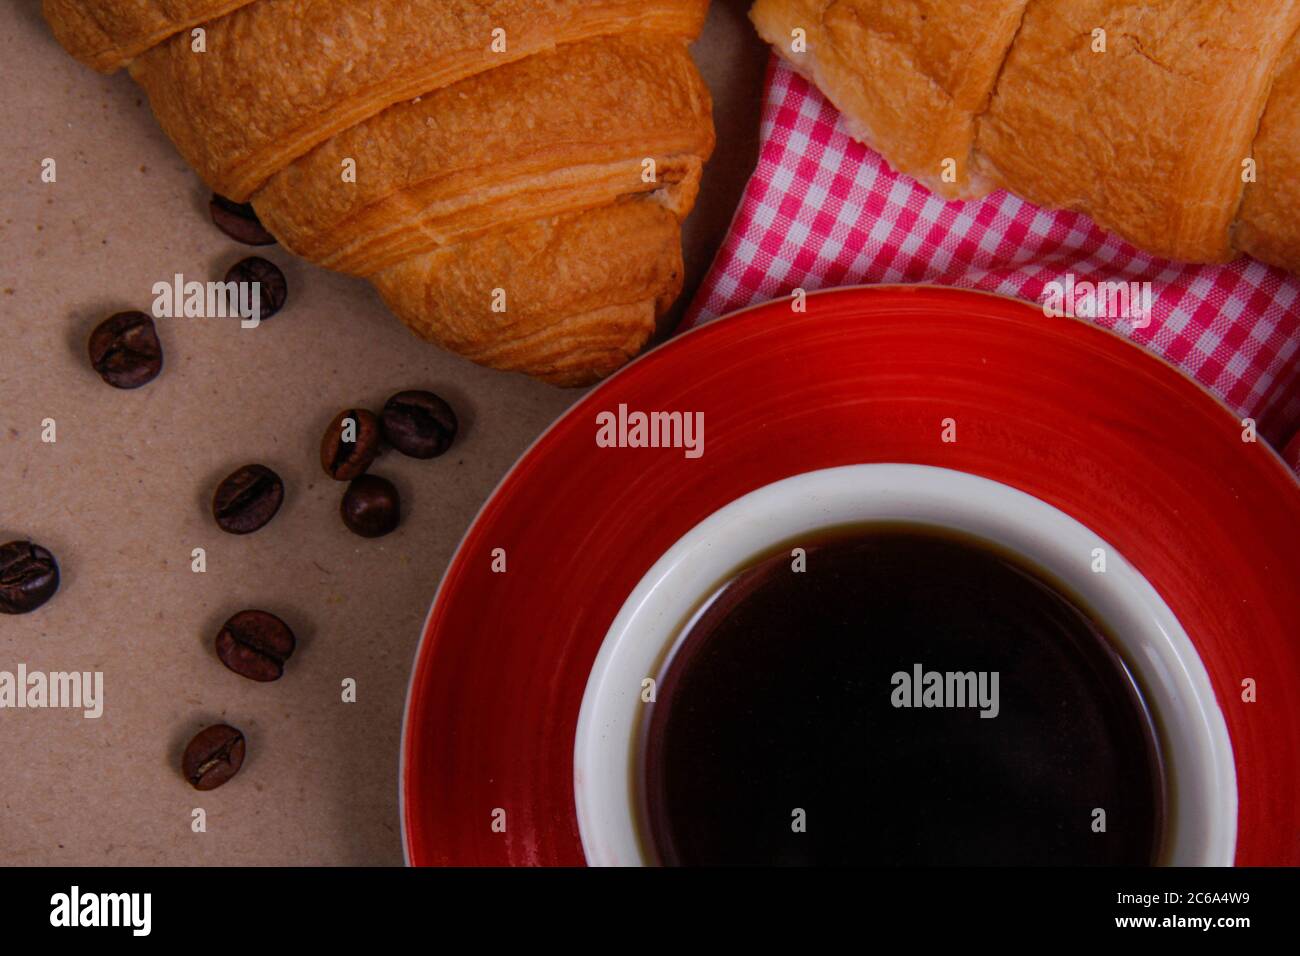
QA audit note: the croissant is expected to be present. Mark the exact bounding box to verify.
[44,0,716,385]
[751,0,1300,274]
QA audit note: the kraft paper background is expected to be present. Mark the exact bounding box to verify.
[0,0,768,864]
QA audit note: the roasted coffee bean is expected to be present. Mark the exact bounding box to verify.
[341,474,400,538]
[182,724,246,791]
[215,609,296,682]
[0,541,60,615]
[223,256,287,322]
[209,194,276,246]
[381,390,458,459]
[320,409,380,480]
[87,311,163,389]
[212,464,284,534]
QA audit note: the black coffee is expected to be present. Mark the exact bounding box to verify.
[641,525,1165,866]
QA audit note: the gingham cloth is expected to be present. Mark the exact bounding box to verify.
[683,56,1300,471]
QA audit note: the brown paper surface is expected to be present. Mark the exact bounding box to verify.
[0,0,768,864]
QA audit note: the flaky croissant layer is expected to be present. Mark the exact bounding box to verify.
[45,0,716,385]
[752,0,1300,275]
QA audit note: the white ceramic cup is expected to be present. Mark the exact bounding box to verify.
[574,464,1236,866]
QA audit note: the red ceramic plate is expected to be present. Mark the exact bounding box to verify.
[401,286,1300,866]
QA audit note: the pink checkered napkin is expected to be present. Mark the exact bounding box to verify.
[683,56,1300,467]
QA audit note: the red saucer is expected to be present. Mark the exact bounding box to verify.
[401,286,1300,866]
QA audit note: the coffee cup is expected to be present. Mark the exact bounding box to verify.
[574,464,1236,865]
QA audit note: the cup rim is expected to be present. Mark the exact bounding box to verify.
[574,463,1238,866]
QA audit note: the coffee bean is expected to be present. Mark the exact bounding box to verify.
[320,409,380,480]
[341,474,400,538]
[212,464,284,534]
[381,390,458,459]
[224,256,287,322]
[0,541,60,615]
[209,194,276,246]
[215,609,296,682]
[88,311,163,389]
[182,724,246,791]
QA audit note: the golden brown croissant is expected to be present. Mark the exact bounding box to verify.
[751,0,1300,274]
[44,0,716,385]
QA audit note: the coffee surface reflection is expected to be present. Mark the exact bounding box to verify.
[640,525,1165,866]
